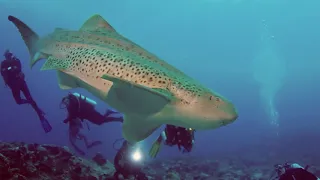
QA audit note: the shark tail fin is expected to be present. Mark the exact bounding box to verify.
[8,15,44,68]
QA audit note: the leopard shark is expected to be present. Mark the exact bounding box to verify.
[8,14,238,143]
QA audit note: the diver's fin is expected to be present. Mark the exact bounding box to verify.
[41,56,72,71]
[8,15,43,68]
[149,137,162,158]
[121,115,161,143]
[79,14,116,33]
[102,74,172,115]
[40,118,52,133]
[56,71,78,90]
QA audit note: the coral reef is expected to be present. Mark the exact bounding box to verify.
[0,141,114,180]
[0,141,319,180]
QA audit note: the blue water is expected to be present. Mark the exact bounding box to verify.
[0,0,319,164]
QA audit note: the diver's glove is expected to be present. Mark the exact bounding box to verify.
[149,135,163,158]
[40,117,52,133]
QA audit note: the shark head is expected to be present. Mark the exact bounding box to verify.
[167,85,238,130]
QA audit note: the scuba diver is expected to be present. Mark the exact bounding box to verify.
[113,140,148,180]
[0,50,52,133]
[60,92,123,125]
[270,162,319,180]
[66,117,102,155]
[61,92,123,155]
[149,124,195,158]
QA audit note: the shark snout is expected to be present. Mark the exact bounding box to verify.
[221,103,238,125]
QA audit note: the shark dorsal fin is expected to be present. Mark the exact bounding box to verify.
[79,14,116,33]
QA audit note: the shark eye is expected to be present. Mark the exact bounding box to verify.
[209,95,213,100]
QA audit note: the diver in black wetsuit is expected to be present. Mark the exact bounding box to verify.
[61,92,124,155]
[270,162,319,180]
[149,124,195,158]
[60,92,124,126]
[67,117,103,156]
[113,140,148,180]
[0,50,52,133]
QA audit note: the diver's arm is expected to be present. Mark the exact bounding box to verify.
[0,62,9,85]
[0,63,4,77]
[1,72,8,85]
[13,57,21,70]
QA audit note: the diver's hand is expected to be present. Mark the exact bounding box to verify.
[149,140,162,158]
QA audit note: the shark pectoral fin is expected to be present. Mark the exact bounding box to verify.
[57,71,78,90]
[79,14,116,33]
[102,74,172,115]
[101,74,173,101]
[122,115,161,143]
[40,56,71,71]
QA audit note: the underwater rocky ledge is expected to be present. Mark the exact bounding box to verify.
[0,141,319,180]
